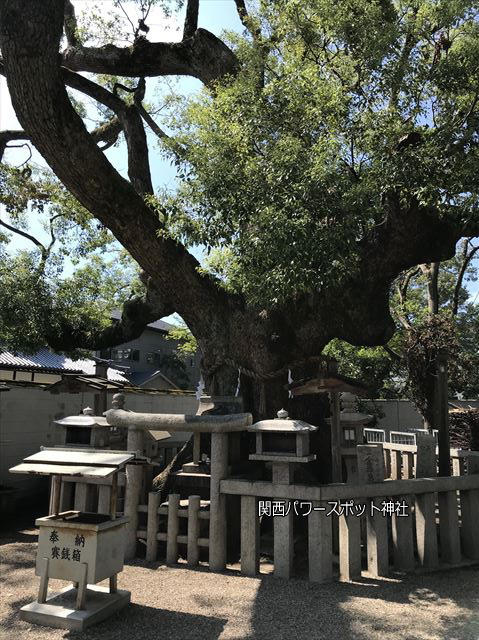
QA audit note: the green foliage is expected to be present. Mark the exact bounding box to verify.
[160,352,190,389]
[0,164,144,355]
[324,246,479,404]
[157,0,479,306]
[166,321,198,356]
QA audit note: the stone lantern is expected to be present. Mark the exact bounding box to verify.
[55,407,112,449]
[248,409,317,578]
[337,392,373,482]
[248,409,317,485]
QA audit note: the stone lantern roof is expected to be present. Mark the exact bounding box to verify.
[54,407,109,428]
[248,409,318,433]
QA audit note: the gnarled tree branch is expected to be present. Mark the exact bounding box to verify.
[62,28,239,85]
[0,0,230,348]
[63,0,79,48]
[0,129,30,161]
[453,239,479,315]
[183,0,199,40]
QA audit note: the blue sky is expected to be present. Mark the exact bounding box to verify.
[1,1,478,306]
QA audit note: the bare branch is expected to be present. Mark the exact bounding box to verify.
[453,240,479,315]
[0,217,46,254]
[398,266,420,306]
[90,117,122,149]
[63,70,153,194]
[419,262,439,315]
[383,344,403,361]
[183,0,199,40]
[234,0,250,29]
[0,130,30,161]
[64,0,79,48]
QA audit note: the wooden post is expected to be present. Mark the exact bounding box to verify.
[402,452,414,479]
[383,449,391,479]
[435,352,451,477]
[75,562,88,610]
[391,495,415,572]
[59,480,73,512]
[452,457,464,477]
[74,482,88,511]
[110,473,118,519]
[330,392,342,482]
[109,574,118,594]
[193,432,201,465]
[415,492,439,568]
[390,451,402,481]
[187,495,201,567]
[166,493,180,565]
[146,491,161,562]
[50,475,61,516]
[37,557,50,603]
[460,488,479,560]
[438,490,461,564]
[241,496,259,576]
[98,484,111,515]
[308,502,333,583]
[339,511,362,581]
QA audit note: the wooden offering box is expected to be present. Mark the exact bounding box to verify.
[36,511,129,584]
[8,447,145,630]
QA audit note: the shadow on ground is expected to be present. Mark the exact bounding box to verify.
[246,566,479,640]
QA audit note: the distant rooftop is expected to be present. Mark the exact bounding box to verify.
[111,310,174,333]
[0,347,128,382]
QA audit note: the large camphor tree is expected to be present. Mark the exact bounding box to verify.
[0,0,478,418]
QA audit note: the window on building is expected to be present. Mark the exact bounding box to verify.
[146,352,161,365]
[343,428,356,447]
[189,358,194,367]
[112,348,140,361]
[99,349,111,359]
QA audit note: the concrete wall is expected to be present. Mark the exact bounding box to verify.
[0,386,198,500]
[364,399,479,433]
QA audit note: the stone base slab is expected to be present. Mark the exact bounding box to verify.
[20,585,130,631]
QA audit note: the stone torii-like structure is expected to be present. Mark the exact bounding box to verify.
[106,393,252,568]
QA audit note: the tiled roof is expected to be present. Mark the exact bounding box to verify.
[129,370,179,389]
[110,309,173,333]
[0,347,128,382]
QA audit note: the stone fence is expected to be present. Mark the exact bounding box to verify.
[220,473,479,581]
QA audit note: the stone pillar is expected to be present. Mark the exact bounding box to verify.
[124,464,143,559]
[209,432,229,571]
[329,392,342,482]
[308,502,333,582]
[121,398,145,556]
[357,445,388,577]
[272,463,293,579]
[416,434,437,478]
[241,495,259,576]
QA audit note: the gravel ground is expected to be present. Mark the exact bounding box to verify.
[1,527,479,640]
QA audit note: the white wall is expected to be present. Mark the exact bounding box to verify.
[0,386,198,499]
[364,399,479,432]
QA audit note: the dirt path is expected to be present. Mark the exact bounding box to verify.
[1,535,478,640]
